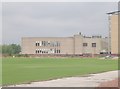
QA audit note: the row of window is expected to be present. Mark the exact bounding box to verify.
[83,43,96,47]
[35,49,60,54]
[35,41,60,47]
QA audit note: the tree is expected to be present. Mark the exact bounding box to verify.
[2,44,21,55]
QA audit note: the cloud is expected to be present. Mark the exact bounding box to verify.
[2,2,118,44]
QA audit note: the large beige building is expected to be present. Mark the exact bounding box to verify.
[21,33,108,55]
[108,11,120,55]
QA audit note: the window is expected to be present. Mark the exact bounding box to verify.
[38,50,39,53]
[58,50,60,53]
[36,49,39,54]
[40,41,60,47]
[36,50,38,54]
[44,41,47,46]
[54,49,56,53]
[35,41,39,46]
[55,49,60,54]
[39,41,42,46]
[40,50,41,53]
[38,42,40,46]
[42,41,44,46]
[57,42,60,47]
[83,43,88,47]
[56,49,58,53]
[36,43,38,46]
[92,43,96,47]
[43,41,45,46]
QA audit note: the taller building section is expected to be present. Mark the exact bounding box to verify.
[108,11,119,55]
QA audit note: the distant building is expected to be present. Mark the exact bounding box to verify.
[107,11,120,56]
[21,33,108,55]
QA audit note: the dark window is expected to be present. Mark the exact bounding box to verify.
[92,43,96,47]
[38,50,39,53]
[38,43,39,46]
[40,50,41,53]
[36,43,37,46]
[36,50,37,54]
[57,50,59,53]
[83,43,88,47]
[42,41,44,46]
[59,50,60,53]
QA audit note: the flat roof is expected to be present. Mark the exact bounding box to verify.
[107,11,120,15]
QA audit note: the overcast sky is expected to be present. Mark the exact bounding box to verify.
[2,2,118,44]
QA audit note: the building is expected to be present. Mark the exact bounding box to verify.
[21,33,108,56]
[107,11,120,56]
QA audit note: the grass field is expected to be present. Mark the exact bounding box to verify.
[2,57,118,85]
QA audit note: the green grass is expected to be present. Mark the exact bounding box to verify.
[2,57,118,85]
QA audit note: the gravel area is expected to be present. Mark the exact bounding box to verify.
[8,70,119,87]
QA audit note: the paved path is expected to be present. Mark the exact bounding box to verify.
[9,70,119,87]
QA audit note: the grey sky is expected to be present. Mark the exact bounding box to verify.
[2,2,118,44]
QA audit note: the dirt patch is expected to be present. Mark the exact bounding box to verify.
[96,78,120,88]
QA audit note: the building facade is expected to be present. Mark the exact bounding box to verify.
[21,33,108,55]
[108,11,120,55]
[111,14,118,55]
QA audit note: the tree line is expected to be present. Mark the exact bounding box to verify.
[0,44,21,55]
